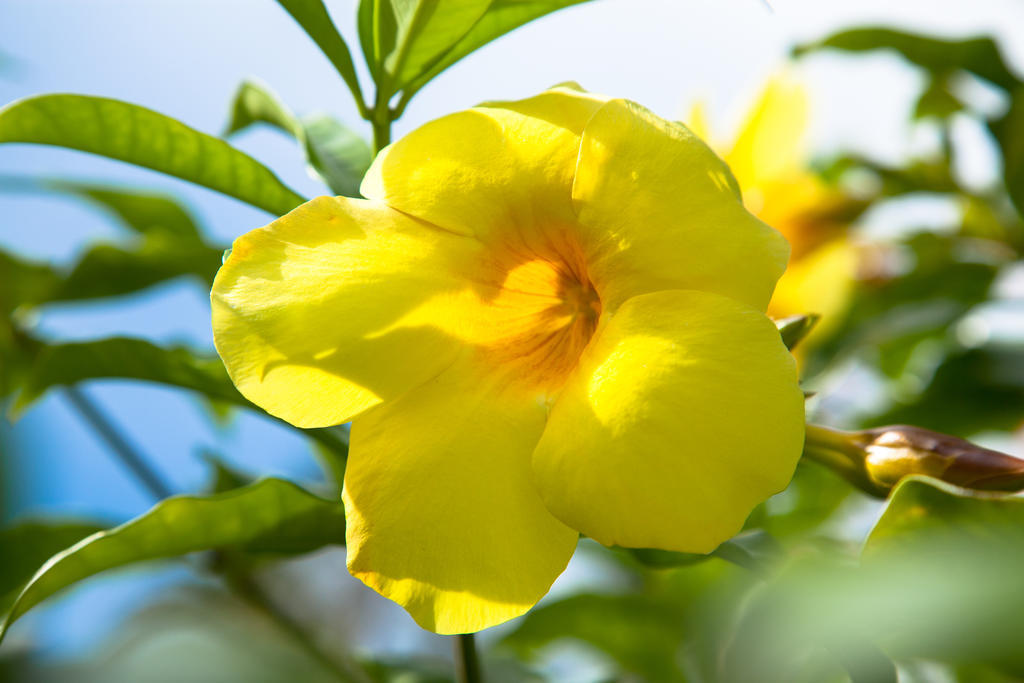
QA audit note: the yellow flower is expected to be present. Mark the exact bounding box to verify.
[691,78,857,333]
[211,86,805,634]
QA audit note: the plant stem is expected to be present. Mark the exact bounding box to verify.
[803,423,887,498]
[454,633,483,683]
[63,385,174,500]
[223,557,370,683]
[371,112,391,154]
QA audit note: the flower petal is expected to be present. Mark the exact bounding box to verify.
[212,196,479,428]
[360,85,608,240]
[532,289,805,553]
[344,354,578,634]
[725,77,809,193]
[572,99,790,312]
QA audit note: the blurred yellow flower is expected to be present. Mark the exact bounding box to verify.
[211,86,804,634]
[691,78,858,337]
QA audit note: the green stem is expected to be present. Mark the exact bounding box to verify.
[454,633,483,683]
[371,111,392,154]
[803,424,887,498]
[63,385,174,500]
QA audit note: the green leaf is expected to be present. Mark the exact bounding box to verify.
[866,476,1024,555]
[401,0,591,97]
[0,250,61,315]
[5,335,349,459]
[0,478,346,643]
[503,593,689,683]
[225,81,372,197]
[0,520,104,615]
[991,87,1024,218]
[384,0,491,92]
[11,337,245,414]
[0,94,305,215]
[276,0,366,111]
[794,28,1021,92]
[774,314,821,351]
[301,113,373,197]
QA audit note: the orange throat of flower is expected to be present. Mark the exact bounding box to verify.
[472,236,602,395]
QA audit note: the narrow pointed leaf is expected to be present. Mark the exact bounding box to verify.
[0,479,346,642]
[0,94,305,215]
[276,0,365,109]
[12,337,245,413]
[384,0,491,92]
[5,335,349,458]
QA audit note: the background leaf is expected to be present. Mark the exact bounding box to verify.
[793,28,1021,91]
[0,478,346,642]
[225,81,372,197]
[0,520,104,615]
[0,95,305,215]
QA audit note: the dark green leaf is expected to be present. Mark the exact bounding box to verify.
[5,335,349,458]
[0,520,104,614]
[0,94,305,215]
[503,593,688,683]
[400,0,593,99]
[991,87,1024,217]
[0,478,346,642]
[866,347,1024,435]
[11,337,244,414]
[794,28,1021,92]
[0,250,61,315]
[225,81,372,196]
[276,0,366,111]
[775,314,821,351]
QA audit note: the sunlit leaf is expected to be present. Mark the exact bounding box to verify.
[0,94,305,215]
[362,0,591,101]
[0,520,104,614]
[225,81,372,197]
[402,0,591,97]
[0,478,346,642]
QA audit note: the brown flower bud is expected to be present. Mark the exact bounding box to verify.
[860,425,1024,492]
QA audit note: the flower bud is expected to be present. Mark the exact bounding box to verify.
[860,425,1024,492]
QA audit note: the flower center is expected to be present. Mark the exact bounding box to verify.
[475,244,602,394]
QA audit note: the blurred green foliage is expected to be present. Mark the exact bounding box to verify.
[2,6,1024,683]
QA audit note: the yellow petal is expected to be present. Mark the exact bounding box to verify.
[532,289,805,553]
[344,354,578,634]
[361,85,608,241]
[725,76,809,193]
[572,99,789,313]
[211,196,480,428]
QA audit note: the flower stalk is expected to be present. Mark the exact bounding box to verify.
[803,423,1024,497]
[454,633,483,683]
